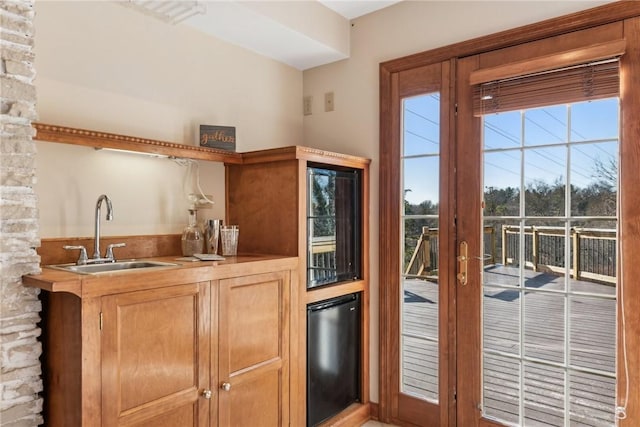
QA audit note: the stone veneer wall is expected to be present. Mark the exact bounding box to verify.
[0,1,43,426]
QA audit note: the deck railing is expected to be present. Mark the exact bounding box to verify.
[502,225,616,284]
[404,225,617,285]
[308,236,337,284]
[404,226,496,278]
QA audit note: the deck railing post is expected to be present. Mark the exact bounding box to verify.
[532,227,539,272]
[501,225,507,265]
[490,226,496,265]
[572,228,581,280]
[422,226,431,275]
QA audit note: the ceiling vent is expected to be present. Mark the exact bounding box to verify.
[121,1,207,25]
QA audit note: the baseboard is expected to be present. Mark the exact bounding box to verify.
[318,402,372,427]
[369,402,379,421]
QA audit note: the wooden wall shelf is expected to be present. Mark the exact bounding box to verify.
[33,123,243,163]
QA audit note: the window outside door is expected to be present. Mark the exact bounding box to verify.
[479,99,619,426]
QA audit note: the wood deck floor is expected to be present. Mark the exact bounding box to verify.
[402,265,616,426]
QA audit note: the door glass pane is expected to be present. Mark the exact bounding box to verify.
[524,105,567,146]
[484,151,521,217]
[484,353,520,424]
[524,363,565,426]
[569,371,616,426]
[484,110,522,150]
[570,142,618,217]
[524,220,567,292]
[401,93,440,403]
[481,98,619,426]
[524,147,566,217]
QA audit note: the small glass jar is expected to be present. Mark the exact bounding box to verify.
[181,209,204,256]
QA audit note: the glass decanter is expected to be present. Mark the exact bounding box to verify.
[181,208,204,256]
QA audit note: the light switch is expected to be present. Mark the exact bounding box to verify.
[303,96,313,116]
[324,92,334,112]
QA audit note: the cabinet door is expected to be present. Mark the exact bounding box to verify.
[101,282,210,427]
[218,271,290,427]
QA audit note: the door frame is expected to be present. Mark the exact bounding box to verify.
[378,60,456,426]
[379,2,640,425]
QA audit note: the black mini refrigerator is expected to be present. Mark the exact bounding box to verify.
[307,293,361,426]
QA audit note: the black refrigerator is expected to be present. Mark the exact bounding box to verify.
[307,293,361,426]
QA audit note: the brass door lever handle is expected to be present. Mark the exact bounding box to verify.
[457,241,468,286]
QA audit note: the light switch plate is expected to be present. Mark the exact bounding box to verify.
[303,96,313,116]
[324,92,334,112]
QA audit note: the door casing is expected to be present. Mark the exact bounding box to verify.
[379,3,640,426]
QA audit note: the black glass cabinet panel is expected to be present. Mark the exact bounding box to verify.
[306,165,361,288]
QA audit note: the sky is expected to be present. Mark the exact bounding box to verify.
[401,96,619,206]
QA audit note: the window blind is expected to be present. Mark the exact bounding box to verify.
[473,59,620,116]
[470,39,625,116]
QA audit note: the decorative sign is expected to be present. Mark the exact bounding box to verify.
[199,125,236,151]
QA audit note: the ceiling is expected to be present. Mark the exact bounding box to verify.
[318,0,401,20]
[122,1,401,70]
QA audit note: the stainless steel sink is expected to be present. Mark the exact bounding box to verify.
[49,260,179,275]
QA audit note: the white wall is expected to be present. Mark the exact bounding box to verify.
[34,1,302,237]
[302,0,613,403]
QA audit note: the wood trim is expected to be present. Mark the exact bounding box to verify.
[198,281,211,427]
[619,15,640,427]
[479,418,512,427]
[455,52,484,427]
[378,66,400,422]
[209,279,220,427]
[380,1,640,74]
[82,297,102,426]
[33,123,242,163]
[289,268,300,427]
[317,402,371,427]
[361,162,371,408]
[41,292,82,427]
[369,402,379,421]
[295,160,308,427]
[469,38,626,85]
[235,145,371,168]
[305,280,365,304]
[439,59,456,427]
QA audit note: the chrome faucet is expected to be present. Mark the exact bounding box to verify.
[63,194,126,265]
[94,194,113,259]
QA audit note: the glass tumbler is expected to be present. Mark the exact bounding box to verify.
[220,225,239,256]
[205,219,222,254]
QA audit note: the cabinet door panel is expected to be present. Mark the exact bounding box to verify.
[229,369,280,427]
[218,272,290,427]
[102,282,210,427]
[228,278,280,371]
[129,403,196,427]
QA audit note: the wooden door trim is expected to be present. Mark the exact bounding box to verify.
[378,66,401,422]
[379,61,452,426]
[453,53,482,427]
[380,3,640,426]
[380,2,640,75]
[618,15,640,425]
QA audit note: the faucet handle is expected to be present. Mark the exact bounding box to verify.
[105,243,126,261]
[63,245,88,265]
